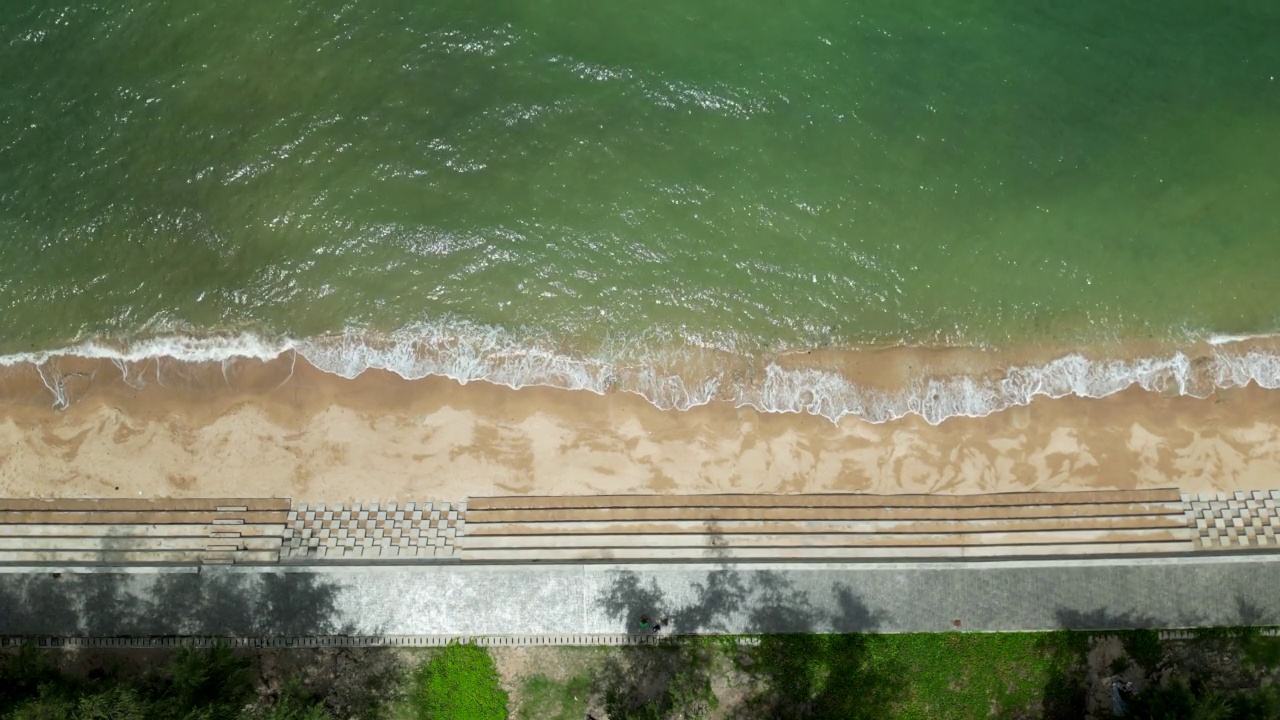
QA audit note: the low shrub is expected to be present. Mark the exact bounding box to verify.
[409,643,508,720]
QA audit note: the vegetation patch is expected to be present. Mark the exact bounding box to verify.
[0,643,331,720]
[407,643,508,720]
[1126,679,1280,719]
[598,643,721,720]
[1115,629,1163,674]
[7,627,1280,719]
[515,673,592,720]
[735,631,1086,720]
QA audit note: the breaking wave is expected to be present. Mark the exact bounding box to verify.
[3,324,1280,425]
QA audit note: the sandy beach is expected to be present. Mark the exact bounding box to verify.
[0,352,1277,502]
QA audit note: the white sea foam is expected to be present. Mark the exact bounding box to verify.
[5,325,1280,425]
[743,353,1205,425]
[0,333,291,366]
[1205,332,1280,347]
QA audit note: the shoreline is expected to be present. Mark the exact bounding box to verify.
[1,351,1278,501]
[3,331,1280,424]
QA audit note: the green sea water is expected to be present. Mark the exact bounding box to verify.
[1,1,1278,377]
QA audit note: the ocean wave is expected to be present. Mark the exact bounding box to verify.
[3,326,1280,425]
[746,354,1205,424]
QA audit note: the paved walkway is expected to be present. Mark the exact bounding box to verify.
[4,554,1280,638]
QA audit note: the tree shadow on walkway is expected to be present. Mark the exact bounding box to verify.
[0,569,355,637]
[593,562,900,719]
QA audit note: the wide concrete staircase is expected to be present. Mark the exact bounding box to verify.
[0,498,287,565]
[461,489,1194,561]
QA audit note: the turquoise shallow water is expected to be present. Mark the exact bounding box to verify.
[1,1,1279,419]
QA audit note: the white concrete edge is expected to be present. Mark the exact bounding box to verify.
[6,629,1279,648]
[208,551,1280,574]
[3,549,1279,577]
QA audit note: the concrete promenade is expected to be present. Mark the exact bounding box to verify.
[4,554,1280,639]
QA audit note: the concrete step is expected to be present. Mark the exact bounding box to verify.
[0,549,281,564]
[0,537,282,551]
[0,511,287,525]
[459,540,1194,562]
[0,498,290,512]
[466,515,1190,536]
[460,528,1191,550]
[0,524,287,538]
[467,489,1182,511]
[466,503,1184,524]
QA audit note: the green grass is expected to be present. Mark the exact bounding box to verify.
[408,643,508,720]
[1242,636,1280,670]
[867,633,1085,719]
[738,632,1087,720]
[516,674,592,720]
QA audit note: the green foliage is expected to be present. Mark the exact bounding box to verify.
[0,644,301,720]
[6,687,74,720]
[74,686,147,720]
[1109,655,1132,676]
[247,682,332,720]
[0,646,62,709]
[1228,685,1280,719]
[1185,627,1280,672]
[665,664,718,720]
[1240,635,1280,670]
[1117,630,1164,674]
[516,674,592,720]
[1124,679,1280,720]
[1190,626,1274,641]
[1035,632,1091,719]
[409,643,507,720]
[162,644,254,719]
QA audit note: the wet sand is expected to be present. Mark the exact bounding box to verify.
[0,353,1277,501]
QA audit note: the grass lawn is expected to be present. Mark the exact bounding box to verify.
[733,631,1086,719]
[860,633,1086,719]
[514,672,594,720]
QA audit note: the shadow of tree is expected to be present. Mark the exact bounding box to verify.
[746,570,817,634]
[255,645,408,720]
[0,634,404,720]
[592,563,900,719]
[728,580,897,720]
[1,571,399,719]
[592,563,749,718]
[0,569,353,637]
[728,631,903,720]
[1233,595,1270,627]
[1053,606,1161,632]
[595,565,888,637]
[1035,606,1168,720]
[831,585,883,633]
[1,573,82,634]
[596,564,750,637]
[1026,631,1091,720]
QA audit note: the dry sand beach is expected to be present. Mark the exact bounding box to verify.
[1,345,1278,502]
